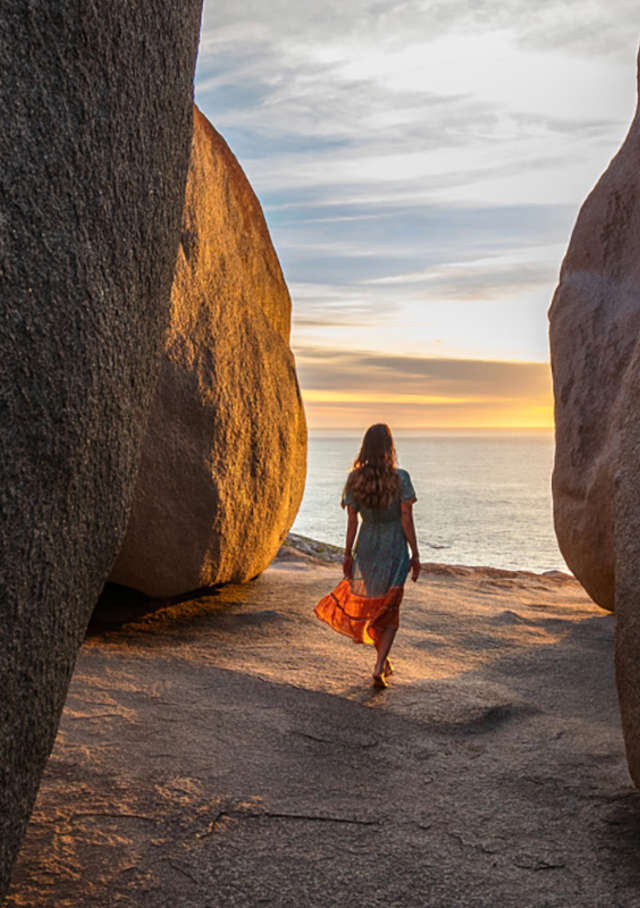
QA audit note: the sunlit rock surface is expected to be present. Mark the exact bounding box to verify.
[0,3,202,898]
[109,106,307,597]
[549,58,640,614]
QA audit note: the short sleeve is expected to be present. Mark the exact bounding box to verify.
[341,481,358,510]
[399,469,417,503]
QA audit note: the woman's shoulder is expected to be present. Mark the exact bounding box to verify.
[341,470,359,509]
[345,468,360,491]
[396,467,417,501]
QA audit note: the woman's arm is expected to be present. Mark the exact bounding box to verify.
[343,505,358,578]
[401,501,421,581]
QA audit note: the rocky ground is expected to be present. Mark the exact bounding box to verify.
[7,539,640,907]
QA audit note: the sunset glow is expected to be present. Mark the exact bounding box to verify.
[301,390,484,406]
[301,393,554,430]
[302,403,554,432]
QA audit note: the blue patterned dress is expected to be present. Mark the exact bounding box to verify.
[314,469,417,646]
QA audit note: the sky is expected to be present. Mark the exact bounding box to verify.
[194,2,638,429]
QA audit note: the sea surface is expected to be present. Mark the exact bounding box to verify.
[292,429,568,574]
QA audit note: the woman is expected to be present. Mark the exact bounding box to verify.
[314,423,421,688]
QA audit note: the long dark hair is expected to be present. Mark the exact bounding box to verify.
[344,423,400,509]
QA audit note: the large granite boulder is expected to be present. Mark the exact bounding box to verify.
[0,2,202,897]
[109,107,307,598]
[549,58,640,614]
[614,67,640,787]
[550,52,640,785]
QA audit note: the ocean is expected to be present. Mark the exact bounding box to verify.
[292,429,567,574]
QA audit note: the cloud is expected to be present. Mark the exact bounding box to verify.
[196,1,635,222]
[199,1,636,57]
[197,2,634,168]
[295,346,552,397]
[363,258,559,300]
[294,345,553,428]
[515,3,638,57]
[275,205,572,297]
[195,0,635,376]
[288,282,398,328]
[241,147,575,197]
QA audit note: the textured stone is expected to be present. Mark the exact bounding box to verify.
[6,556,631,906]
[109,107,307,598]
[615,386,640,789]
[0,1,202,897]
[549,56,640,614]
[550,53,640,787]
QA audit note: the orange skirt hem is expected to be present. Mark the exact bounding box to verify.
[314,578,403,646]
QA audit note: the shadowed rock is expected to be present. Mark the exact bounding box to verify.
[550,51,640,786]
[109,106,307,597]
[616,396,640,788]
[549,53,640,613]
[0,2,202,897]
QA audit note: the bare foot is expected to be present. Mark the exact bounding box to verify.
[383,658,394,677]
[372,673,388,689]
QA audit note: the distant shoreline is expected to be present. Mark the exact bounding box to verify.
[305,426,555,437]
[280,531,574,582]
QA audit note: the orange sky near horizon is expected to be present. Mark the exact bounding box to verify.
[301,397,553,431]
[295,349,554,430]
[301,394,553,431]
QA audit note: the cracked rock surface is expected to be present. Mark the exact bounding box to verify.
[7,552,640,906]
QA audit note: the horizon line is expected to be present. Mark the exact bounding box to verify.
[307,425,555,432]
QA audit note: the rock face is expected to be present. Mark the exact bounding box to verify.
[550,53,640,786]
[549,62,640,614]
[0,2,202,898]
[615,396,640,789]
[109,107,307,598]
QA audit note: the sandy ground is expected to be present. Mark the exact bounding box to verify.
[7,550,640,907]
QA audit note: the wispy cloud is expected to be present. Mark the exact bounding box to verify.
[296,346,551,396]
[199,0,636,58]
[194,0,636,420]
[363,256,558,301]
[196,1,635,224]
